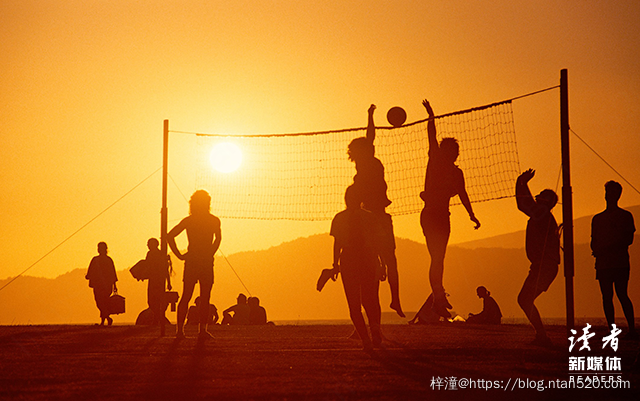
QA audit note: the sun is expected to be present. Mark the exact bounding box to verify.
[210,142,242,173]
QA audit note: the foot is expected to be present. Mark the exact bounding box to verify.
[362,339,374,353]
[390,301,405,318]
[372,335,386,350]
[106,317,113,326]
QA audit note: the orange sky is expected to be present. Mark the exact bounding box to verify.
[1,0,639,280]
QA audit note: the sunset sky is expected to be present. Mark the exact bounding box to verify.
[1,0,639,280]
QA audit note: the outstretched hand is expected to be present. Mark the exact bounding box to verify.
[518,168,535,183]
[368,104,376,115]
[422,99,434,117]
[470,215,481,230]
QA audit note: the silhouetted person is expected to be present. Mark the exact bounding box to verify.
[347,104,404,318]
[85,242,118,326]
[591,180,637,340]
[420,99,480,318]
[145,238,172,336]
[248,296,268,325]
[221,293,250,325]
[168,190,222,340]
[515,169,559,347]
[408,293,441,325]
[186,296,219,326]
[329,185,383,351]
[466,286,502,325]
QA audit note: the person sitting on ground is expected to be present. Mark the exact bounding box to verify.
[221,293,250,325]
[408,293,442,325]
[248,296,268,325]
[466,286,502,325]
[186,296,219,326]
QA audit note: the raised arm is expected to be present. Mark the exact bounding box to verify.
[422,99,438,155]
[515,169,537,217]
[366,104,376,144]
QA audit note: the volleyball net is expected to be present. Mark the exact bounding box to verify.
[191,100,520,221]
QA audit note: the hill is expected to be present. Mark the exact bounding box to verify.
[1,206,639,324]
[455,205,640,249]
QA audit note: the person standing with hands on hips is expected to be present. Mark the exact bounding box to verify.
[168,190,221,340]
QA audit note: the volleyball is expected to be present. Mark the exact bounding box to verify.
[387,106,407,127]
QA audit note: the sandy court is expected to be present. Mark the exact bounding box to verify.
[0,323,638,400]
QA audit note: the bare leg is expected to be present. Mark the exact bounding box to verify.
[614,279,636,334]
[518,276,547,339]
[424,223,451,318]
[384,251,404,317]
[598,279,616,328]
[341,267,372,351]
[362,269,382,347]
[177,281,196,338]
[198,280,214,338]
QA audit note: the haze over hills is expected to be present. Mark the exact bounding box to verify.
[1,207,638,325]
[455,204,640,250]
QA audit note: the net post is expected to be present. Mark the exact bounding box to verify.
[161,120,169,258]
[560,69,575,330]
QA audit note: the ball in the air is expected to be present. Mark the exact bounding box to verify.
[387,106,407,127]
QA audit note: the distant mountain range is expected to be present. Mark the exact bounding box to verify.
[1,206,638,325]
[456,205,640,249]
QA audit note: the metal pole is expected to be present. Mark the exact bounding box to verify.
[161,120,169,257]
[560,69,575,330]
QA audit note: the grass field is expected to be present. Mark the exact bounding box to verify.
[1,323,638,400]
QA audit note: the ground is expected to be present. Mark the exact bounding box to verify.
[0,323,638,400]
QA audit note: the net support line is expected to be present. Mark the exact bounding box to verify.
[570,129,640,196]
[0,167,162,293]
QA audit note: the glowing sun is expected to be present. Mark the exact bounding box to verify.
[210,142,242,173]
